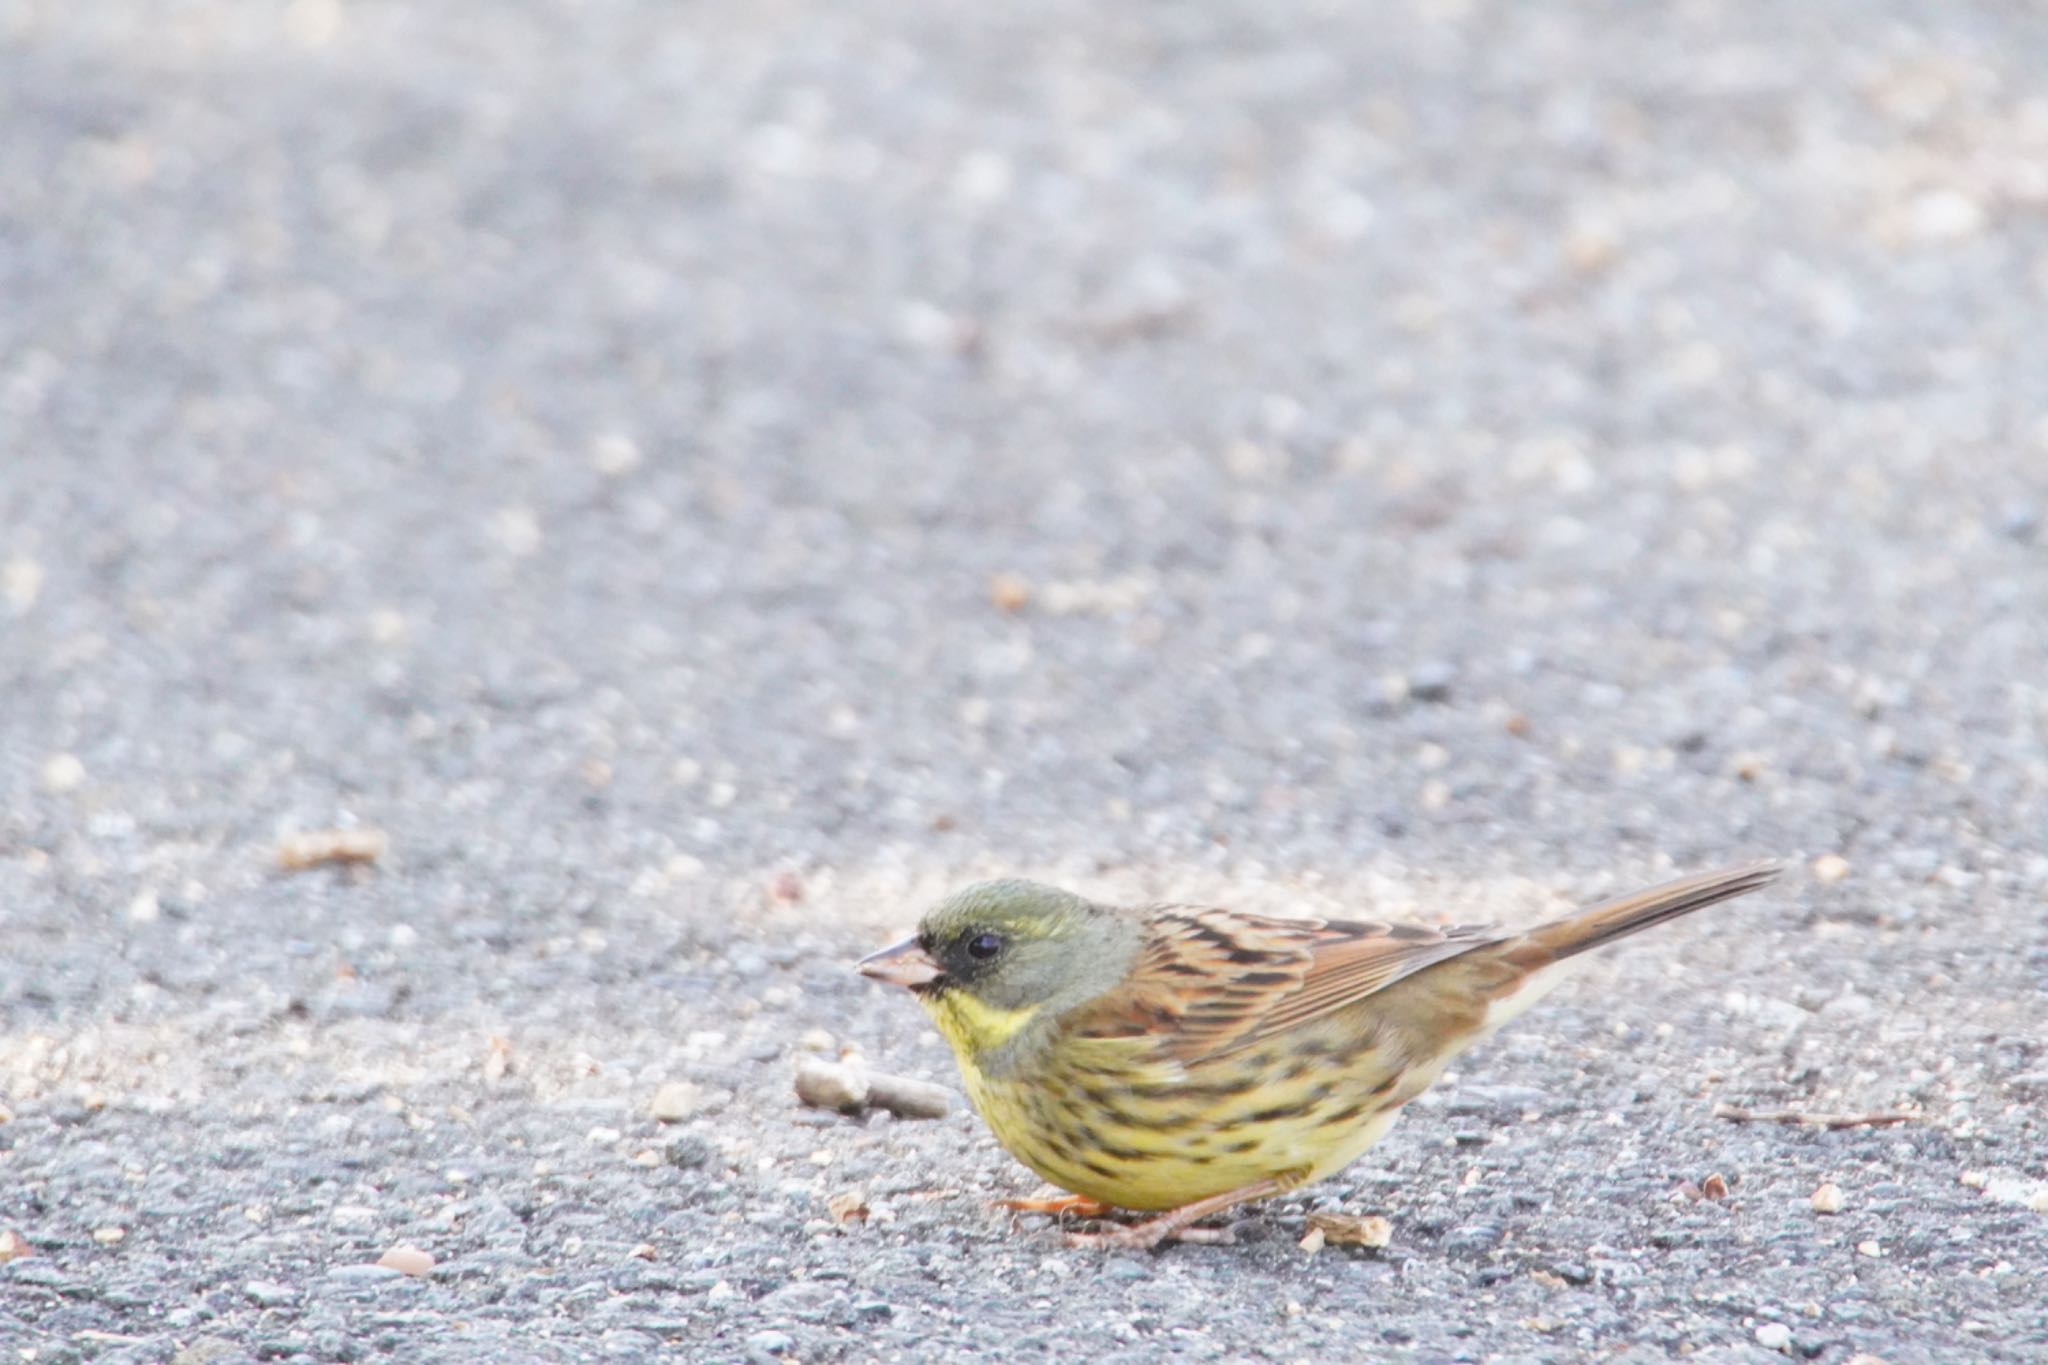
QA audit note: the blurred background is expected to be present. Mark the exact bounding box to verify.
[5,0,2048,1358]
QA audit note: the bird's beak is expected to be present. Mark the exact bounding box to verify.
[858,936,944,990]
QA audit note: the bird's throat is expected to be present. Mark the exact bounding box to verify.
[921,990,1044,1076]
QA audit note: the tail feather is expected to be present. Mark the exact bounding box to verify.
[1510,861,1783,966]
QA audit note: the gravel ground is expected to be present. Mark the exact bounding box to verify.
[6,1,2048,1360]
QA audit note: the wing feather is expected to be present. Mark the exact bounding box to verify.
[1066,904,1505,1062]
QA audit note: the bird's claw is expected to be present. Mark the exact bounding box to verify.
[994,1193,1113,1218]
[1061,1219,1237,1250]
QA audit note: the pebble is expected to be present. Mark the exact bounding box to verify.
[2,555,42,612]
[41,752,86,793]
[1811,855,1851,883]
[1444,1084,1550,1115]
[648,1081,704,1122]
[746,1328,794,1357]
[1407,661,1458,702]
[170,1337,247,1365]
[378,1244,435,1277]
[326,1264,403,1284]
[1810,1183,1844,1214]
[1442,1222,1503,1256]
[329,1205,379,1230]
[1999,503,2041,542]
[1755,1322,1793,1351]
[244,1279,296,1307]
[665,1134,713,1168]
[600,1332,662,1358]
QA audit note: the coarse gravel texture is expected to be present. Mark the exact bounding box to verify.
[5,0,2048,1361]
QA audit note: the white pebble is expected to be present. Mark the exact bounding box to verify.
[41,752,86,794]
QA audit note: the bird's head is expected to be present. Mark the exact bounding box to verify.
[858,879,1140,1066]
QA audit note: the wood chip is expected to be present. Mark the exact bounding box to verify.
[1297,1226,1326,1255]
[278,828,388,871]
[92,1226,126,1245]
[826,1189,870,1224]
[482,1036,513,1085]
[793,1057,949,1119]
[1810,1182,1844,1214]
[1700,1173,1730,1201]
[988,572,1031,612]
[0,1229,31,1262]
[628,1242,657,1261]
[1304,1212,1392,1249]
[377,1244,434,1277]
[1712,1104,1916,1130]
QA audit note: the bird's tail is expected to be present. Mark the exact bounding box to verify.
[1506,861,1783,968]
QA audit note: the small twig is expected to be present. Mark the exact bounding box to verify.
[794,1057,951,1120]
[1711,1103,1917,1130]
[277,828,387,871]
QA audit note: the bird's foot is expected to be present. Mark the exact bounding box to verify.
[1058,1175,1288,1250]
[1061,1216,1237,1250]
[993,1193,1113,1218]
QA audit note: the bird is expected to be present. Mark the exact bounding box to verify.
[857,861,1781,1249]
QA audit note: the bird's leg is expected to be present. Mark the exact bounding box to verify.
[994,1192,1113,1218]
[1062,1178,1288,1251]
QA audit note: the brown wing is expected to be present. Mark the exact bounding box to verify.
[1066,903,1506,1062]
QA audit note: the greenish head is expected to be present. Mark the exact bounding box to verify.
[859,878,1142,1019]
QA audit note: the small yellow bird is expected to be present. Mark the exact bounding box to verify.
[859,861,1780,1249]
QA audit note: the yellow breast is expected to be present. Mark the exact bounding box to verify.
[941,1013,1421,1211]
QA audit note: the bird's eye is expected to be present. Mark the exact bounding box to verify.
[966,932,1004,960]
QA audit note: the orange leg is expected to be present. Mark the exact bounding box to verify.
[994,1192,1114,1218]
[1061,1177,1288,1251]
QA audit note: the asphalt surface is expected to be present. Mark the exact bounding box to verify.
[5,1,2048,1361]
